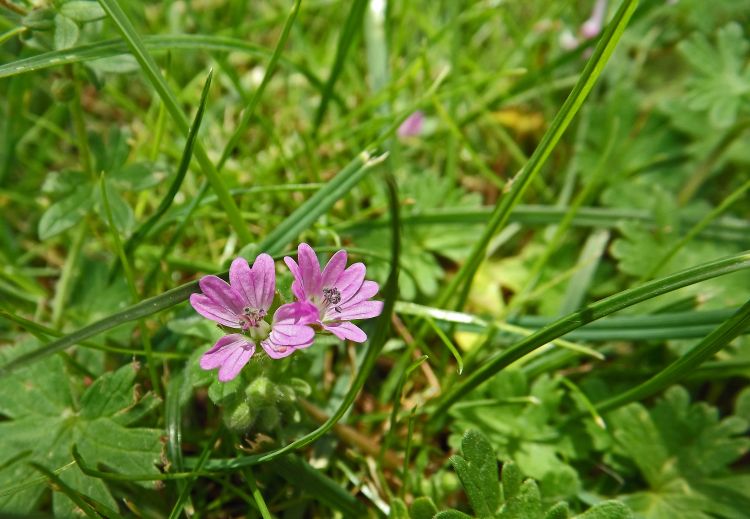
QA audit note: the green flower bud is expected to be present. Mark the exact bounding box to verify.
[226,401,254,431]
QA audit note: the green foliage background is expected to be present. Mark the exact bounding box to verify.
[1,0,749,517]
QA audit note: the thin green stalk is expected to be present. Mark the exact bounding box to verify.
[100,175,161,396]
[0,25,26,45]
[0,309,186,358]
[168,427,220,519]
[96,0,252,243]
[313,0,368,131]
[677,120,750,205]
[69,67,93,180]
[509,118,618,311]
[594,297,750,415]
[245,467,273,519]
[51,222,86,328]
[429,250,750,422]
[644,179,750,280]
[124,70,212,258]
[379,355,428,469]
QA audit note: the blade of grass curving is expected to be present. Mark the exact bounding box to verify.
[29,462,104,519]
[244,467,273,519]
[167,427,221,519]
[558,229,610,314]
[124,70,212,259]
[258,151,386,255]
[0,152,383,375]
[313,0,368,132]
[429,250,750,422]
[96,0,251,243]
[214,0,301,172]
[268,456,368,517]
[431,0,639,315]
[593,298,750,415]
[379,355,428,470]
[201,172,400,471]
[100,174,161,395]
[341,204,750,242]
[0,35,339,107]
[425,317,463,374]
[165,371,188,511]
[0,309,186,358]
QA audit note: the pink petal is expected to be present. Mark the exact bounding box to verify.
[198,275,244,316]
[330,300,384,321]
[200,335,255,382]
[260,340,302,359]
[341,280,379,309]
[190,293,241,327]
[228,254,276,311]
[270,323,315,348]
[218,345,256,382]
[283,256,306,300]
[323,321,368,343]
[297,243,322,297]
[274,301,320,326]
[229,257,256,307]
[252,253,276,310]
[321,250,347,288]
[335,263,366,302]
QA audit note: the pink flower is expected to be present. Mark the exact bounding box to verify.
[397,111,425,138]
[190,254,317,382]
[284,243,383,343]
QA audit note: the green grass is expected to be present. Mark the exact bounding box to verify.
[1,0,750,517]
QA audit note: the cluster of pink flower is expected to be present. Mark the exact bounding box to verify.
[190,243,383,382]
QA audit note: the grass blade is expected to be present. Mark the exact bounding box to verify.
[96,0,251,243]
[593,297,750,415]
[429,250,750,421]
[430,0,639,314]
[123,69,212,258]
[313,0,368,131]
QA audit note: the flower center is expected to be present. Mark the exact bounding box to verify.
[322,287,343,313]
[240,307,267,330]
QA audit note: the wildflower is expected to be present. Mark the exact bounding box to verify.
[397,111,425,138]
[284,243,383,343]
[190,254,317,381]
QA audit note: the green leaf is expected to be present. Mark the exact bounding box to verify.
[0,345,163,516]
[60,1,106,22]
[388,498,410,519]
[411,496,439,519]
[450,429,500,517]
[610,386,750,519]
[54,14,79,50]
[502,461,523,501]
[499,479,543,519]
[38,184,94,240]
[435,511,474,519]
[574,501,633,519]
[677,23,750,128]
[545,502,571,519]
